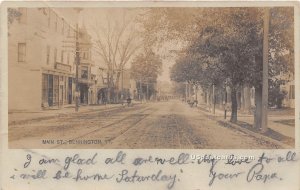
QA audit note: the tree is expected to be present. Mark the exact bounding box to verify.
[90,9,143,102]
[131,49,163,100]
[141,7,294,125]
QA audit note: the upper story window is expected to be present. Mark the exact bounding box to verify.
[48,8,51,28]
[46,45,50,65]
[81,66,88,79]
[18,43,26,62]
[61,50,64,63]
[54,48,57,63]
[55,14,58,32]
[68,25,71,36]
[67,52,70,65]
[83,52,89,60]
[62,18,65,35]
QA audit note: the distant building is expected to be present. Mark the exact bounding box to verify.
[281,73,295,108]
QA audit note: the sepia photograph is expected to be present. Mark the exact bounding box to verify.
[7,6,295,149]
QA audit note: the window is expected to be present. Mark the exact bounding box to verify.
[68,25,71,36]
[18,43,26,62]
[81,66,88,79]
[62,18,64,35]
[48,8,51,28]
[61,50,64,63]
[53,75,59,106]
[55,15,58,32]
[67,52,70,65]
[46,45,50,65]
[42,74,49,106]
[289,85,295,99]
[83,52,88,59]
[54,48,57,63]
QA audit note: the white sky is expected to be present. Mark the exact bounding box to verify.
[79,8,186,83]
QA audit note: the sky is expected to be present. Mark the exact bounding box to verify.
[78,8,186,83]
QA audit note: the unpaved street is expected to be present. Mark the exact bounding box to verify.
[9,100,279,149]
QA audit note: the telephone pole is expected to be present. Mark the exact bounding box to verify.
[121,67,124,101]
[75,24,80,112]
[261,7,270,132]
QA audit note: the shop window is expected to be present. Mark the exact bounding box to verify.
[18,43,26,62]
[42,74,49,105]
[48,75,54,106]
[53,75,59,106]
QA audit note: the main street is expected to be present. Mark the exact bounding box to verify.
[9,100,279,149]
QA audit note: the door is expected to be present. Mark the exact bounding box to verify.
[68,77,72,104]
[48,75,53,106]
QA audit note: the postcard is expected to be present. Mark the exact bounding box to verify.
[0,1,299,190]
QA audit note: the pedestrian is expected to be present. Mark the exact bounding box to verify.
[127,96,132,107]
[194,99,198,107]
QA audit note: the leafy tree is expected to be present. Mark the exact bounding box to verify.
[142,7,294,125]
[131,49,163,99]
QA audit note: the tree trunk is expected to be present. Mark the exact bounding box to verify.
[254,86,262,129]
[207,89,211,111]
[230,87,238,123]
[237,89,241,110]
[244,86,251,114]
[115,72,121,103]
[241,86,245,111]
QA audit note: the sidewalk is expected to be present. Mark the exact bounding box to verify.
[8,103,125,125]
[195,103,295,147]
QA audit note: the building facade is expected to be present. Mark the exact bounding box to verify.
[8,8,95,111]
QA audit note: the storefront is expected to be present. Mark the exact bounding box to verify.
[41,63,74,109]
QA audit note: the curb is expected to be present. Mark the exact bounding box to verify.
[8,104,123,125]
[196,105,293,149]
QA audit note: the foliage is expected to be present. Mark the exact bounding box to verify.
[131,49,163,83]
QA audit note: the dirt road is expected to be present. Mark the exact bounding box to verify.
[9,100,279,149]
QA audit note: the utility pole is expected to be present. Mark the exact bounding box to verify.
[121,67,124,101]
[212,84,215,114]
[75,24,80,112]
[146,82,149,101]
[185,82,188,102]
[139,79,142,102]
[107,71,110,104]
[261,7,270,132]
